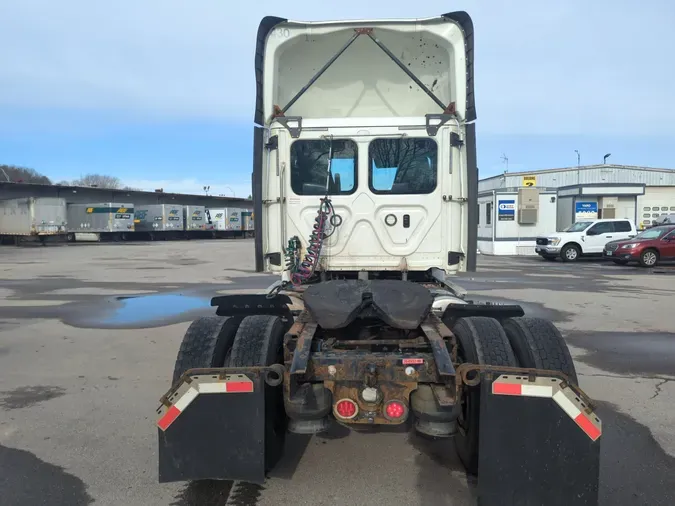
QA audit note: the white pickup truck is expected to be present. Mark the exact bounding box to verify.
[535,218,637,261]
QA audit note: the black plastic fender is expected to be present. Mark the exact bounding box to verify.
[157,371,267,484]
[477,373,601,506]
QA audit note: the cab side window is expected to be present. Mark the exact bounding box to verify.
[614,221,632,232]
[587,222,614,235]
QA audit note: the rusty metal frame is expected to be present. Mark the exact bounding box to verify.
[420,313,456,376]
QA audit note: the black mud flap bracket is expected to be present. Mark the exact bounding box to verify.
[157,370,269,484]
[477,374,601,506]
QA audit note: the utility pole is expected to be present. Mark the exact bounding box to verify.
[603,153,611,164]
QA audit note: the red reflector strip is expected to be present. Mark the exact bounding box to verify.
[492,375,602,441]
[402,358,424,365]
[156,376,254,431]
[226,381,254,393]
[574,413,601,441]
[492,382,522,396]
[157,405,180,431]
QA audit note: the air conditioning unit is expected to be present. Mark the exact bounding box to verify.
[518,188,540,224]
[518,208,538,224]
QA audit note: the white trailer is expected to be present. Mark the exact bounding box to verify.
[66,203,134,242]
[0,197,67,244]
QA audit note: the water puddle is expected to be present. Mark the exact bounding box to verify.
[103,294,211,325]
[62,293,214,329]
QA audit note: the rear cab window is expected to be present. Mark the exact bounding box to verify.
[369,138,438,194]
[587,221,614,234]
[614,221,633,232]
[290,139,358,196]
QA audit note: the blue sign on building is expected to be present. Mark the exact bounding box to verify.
[575,202,598,219]
[498,200,515,221]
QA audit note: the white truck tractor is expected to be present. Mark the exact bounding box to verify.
[156,13,602,506]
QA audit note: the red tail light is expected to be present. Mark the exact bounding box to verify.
[384,400,407,420]
[334,399,358,419]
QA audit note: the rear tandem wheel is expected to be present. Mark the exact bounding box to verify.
[501,316,578,385]
[226,315,290,472]
[172,315,242,384]
[451,316,518,475]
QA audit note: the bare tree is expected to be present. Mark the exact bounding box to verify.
[71,173,122,189]
[0,164,52,184]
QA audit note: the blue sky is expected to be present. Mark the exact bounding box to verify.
[2,0,674,196]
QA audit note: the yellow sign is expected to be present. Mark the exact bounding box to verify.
[523,175,536,187]
[116,208,128,213]
[86,207,93,213]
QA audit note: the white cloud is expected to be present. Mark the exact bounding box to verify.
[2,0,674,134]
[122,178,252,199]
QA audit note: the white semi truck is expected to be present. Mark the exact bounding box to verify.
[157,13,602,506]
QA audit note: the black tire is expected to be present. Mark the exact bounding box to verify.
[501,317,578,385]
[172,316,241,384]
[639,248,659,267]
[612,259,628,265]
[452,316,517,475]
[226,315,290,472]
[560,243,580,262]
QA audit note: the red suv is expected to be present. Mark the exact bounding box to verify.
[603,225,675,267]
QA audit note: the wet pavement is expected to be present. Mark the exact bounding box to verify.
[0,241,674,505]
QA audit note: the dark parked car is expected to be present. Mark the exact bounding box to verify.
[603,225,675,267]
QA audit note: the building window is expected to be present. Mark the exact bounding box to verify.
[290,139,357,196]
[477,204,481,225]
[661,207,669,211]
[486,202,492,225]
[369,138,437,194]
[643,207,650,211]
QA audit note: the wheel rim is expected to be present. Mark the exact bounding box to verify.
[643,251,657,266]
[565,248,577,260]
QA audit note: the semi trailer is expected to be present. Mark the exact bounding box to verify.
[157,12,601,506]
[0,197,67,244]
[66,203,134,242]
[133,204,185,240]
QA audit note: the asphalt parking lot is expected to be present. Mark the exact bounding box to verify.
[1,240,674,506]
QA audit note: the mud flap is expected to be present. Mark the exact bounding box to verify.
[157,372,266,484]
[477,374,601,506]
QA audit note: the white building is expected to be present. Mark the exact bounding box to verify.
[477,164,675,255]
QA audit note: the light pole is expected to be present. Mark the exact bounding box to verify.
[603,153,611,164]
[574,150,581,167]
[203,185,210,196]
